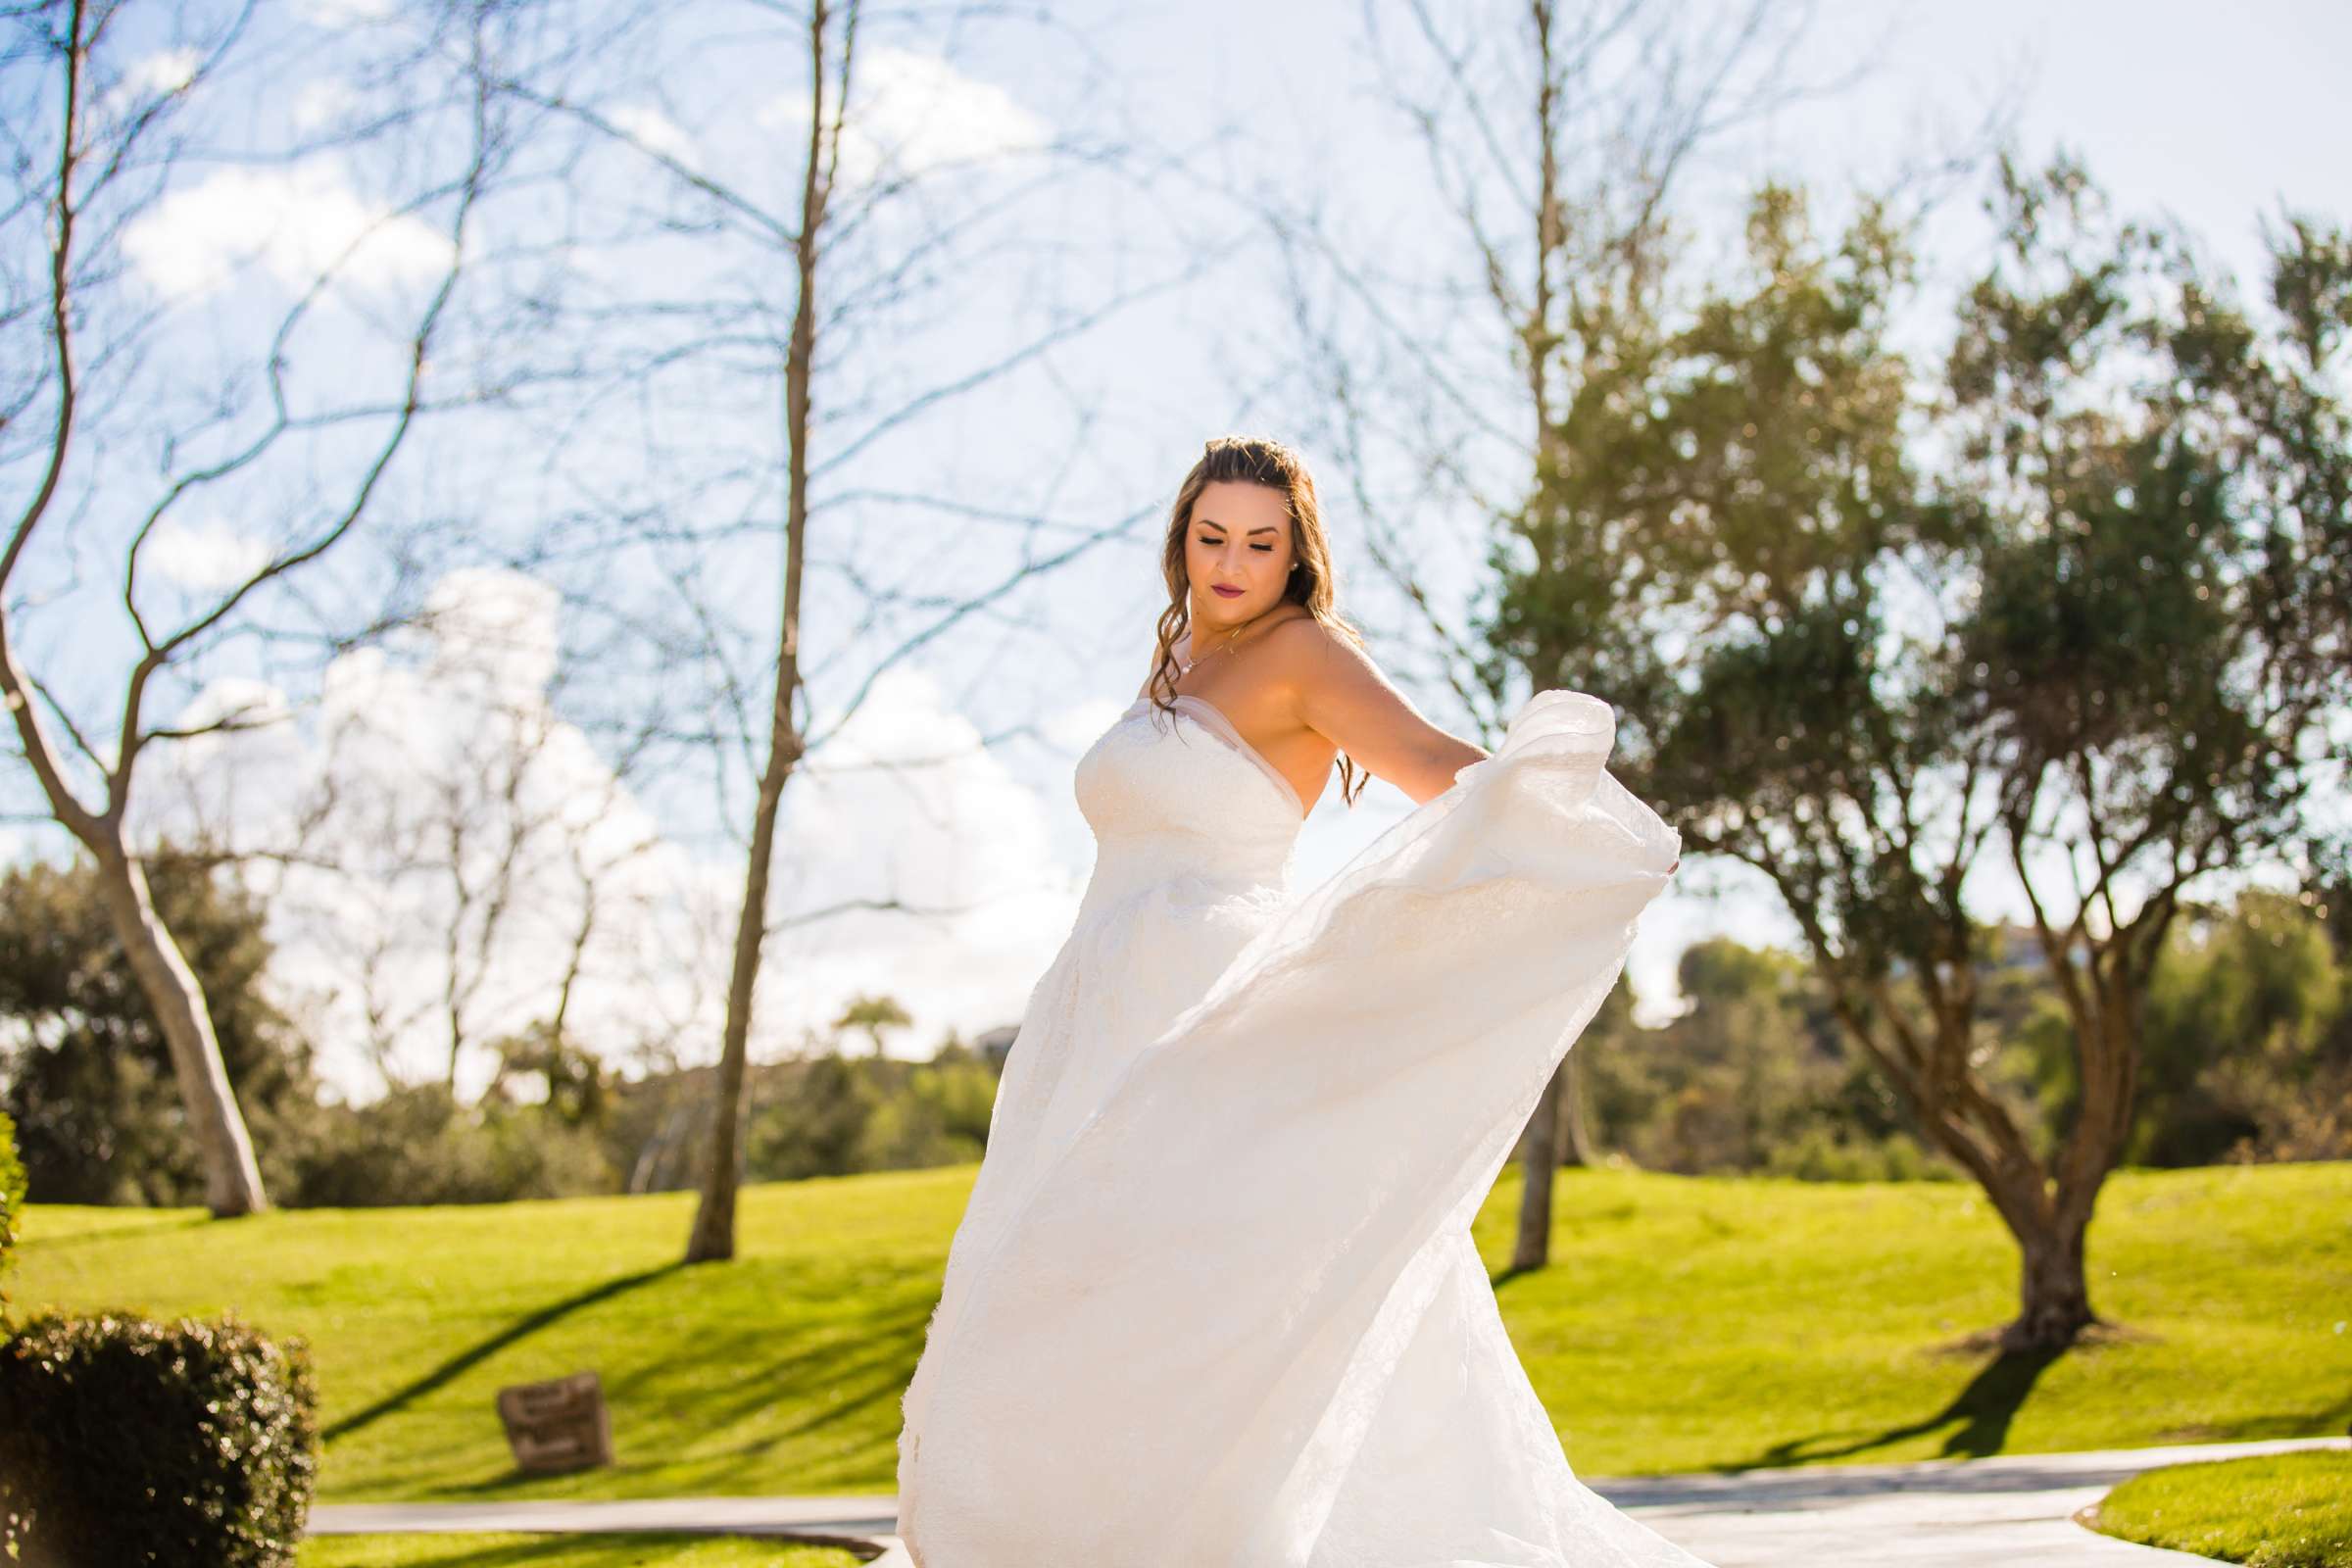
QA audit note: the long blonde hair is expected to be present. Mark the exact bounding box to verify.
[1146,435,1372,809]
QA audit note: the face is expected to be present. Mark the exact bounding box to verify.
[1185,480,1297,631]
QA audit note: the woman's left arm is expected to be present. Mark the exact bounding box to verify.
[1275,621,1683,872]
[1275,620,1489,808]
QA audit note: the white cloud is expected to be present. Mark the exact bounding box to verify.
[122,160,454,301]
[131,567,1081,1102]
[774,667,1082,1054]
[1041,695,1126,755]
[757,45,1050,187]
[610,104,700,168]
[93,46,203,126]
[291,78,357,132]
[122,47,201,98]
[293,0,400,25]
[170,675,294,736]
[415,566,564,704]
[144,516,272,590]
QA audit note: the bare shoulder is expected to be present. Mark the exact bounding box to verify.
[1261,612,1385,708]
[1262,611,1367,671]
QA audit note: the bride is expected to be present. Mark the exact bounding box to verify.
[895,435,1703,1567]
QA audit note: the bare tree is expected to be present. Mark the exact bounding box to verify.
[672,0,1170,1257]
[0,0,521,1212]
[460,0,1227,1263]
[204,638,676,1096]
[680,0,837,1263]
[1260,0,1849,1269]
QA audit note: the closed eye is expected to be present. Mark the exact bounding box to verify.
[1196,532,1274,553]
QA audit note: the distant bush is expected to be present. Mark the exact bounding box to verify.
[1581,940,1959,1180]
[744,1052,998,1182]
[2133,889,2352,1165]
[0,1310,318,1567]
[289,1084,616,1207]
[1762,1126,1961,1183]
[0,1110,24,1320]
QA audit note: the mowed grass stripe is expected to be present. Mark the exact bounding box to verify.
[15,1161,2347,1501]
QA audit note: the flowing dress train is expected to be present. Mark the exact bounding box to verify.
[896,688,1710,1568]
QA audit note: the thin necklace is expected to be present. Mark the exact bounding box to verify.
[1177,604,1283,675]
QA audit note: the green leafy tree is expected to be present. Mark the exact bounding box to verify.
[857,1056,995,1170]
[1577,938,1948,1181]
[1495,165,2352,1348]
[485,1019,613,1131]
[833,993,913,1058]
[1929,160,2348,1342]
[289,1083,616,1207]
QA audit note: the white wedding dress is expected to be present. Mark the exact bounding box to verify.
[895,686,1708,1568]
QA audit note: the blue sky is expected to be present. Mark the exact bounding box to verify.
[990,0,2352,1022]
[12,0,2347,1097]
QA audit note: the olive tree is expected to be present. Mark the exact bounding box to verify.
[1496,163,2350,1348]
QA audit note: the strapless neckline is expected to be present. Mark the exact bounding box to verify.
[1123,693,1308,821]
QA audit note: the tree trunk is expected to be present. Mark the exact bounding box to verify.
[1932,1101,2111,1351]
[684,770,788,1261]
[1510,1058,1569,1271]
[1830,966,2127,1352]
[1990,943,2139,1349]
[90,837,269,1217]
[684,0,832,1265]
[2008,1213,2095,1350]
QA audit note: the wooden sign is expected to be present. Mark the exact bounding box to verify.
[495,1370,614,1474]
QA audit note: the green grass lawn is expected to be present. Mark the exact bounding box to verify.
[299,1536,863,1566]
[2083,1448,2352,1567]
[13,1161,2349,1504]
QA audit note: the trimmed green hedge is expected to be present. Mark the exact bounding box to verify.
[0,1109,24,1319]
[0,1310,319,1567]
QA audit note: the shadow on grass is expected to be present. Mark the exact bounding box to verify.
[1729,1342,2068,1469]
[2162,1385,2352,1445]
[459,1298,936,1504]
[697,1297,934,1444]
[20,1212,212,1253]
[322,1264,686,1446]
[445,1280,938,1498]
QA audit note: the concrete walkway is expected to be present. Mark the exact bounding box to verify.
[1585,1436,2349,1566]
[308,1435,2349,1565]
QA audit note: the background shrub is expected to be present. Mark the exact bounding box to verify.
[0,1311,318,1568]
[289,1083,615,1207]
[0,1109,24,1320]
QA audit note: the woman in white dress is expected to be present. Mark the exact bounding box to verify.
[895,435,1704,1567]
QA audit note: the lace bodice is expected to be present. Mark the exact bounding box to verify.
[902,692,1311,1470]
[1071,695,1306,917]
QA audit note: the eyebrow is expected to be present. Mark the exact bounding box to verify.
[1195,517,1282,536]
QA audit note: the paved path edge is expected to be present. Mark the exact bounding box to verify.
[307,1435,2352,1566]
